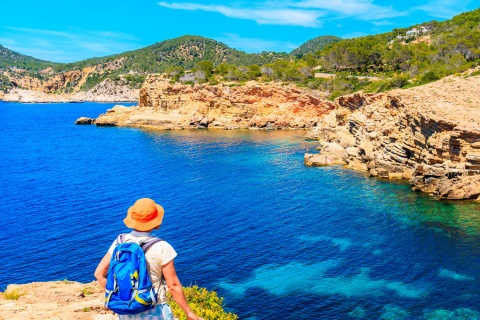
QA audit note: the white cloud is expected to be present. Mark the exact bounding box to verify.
[6,27,71,38]
[290,0,401,18]
[7,46,66,58]
[371,20,394,26]
[414,0,471,19]
[1,27,142,62]
[158,0,406,28]
[158,2,323,27]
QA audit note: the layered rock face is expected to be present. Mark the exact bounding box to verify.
[3,79,139,103]
[1,58,138,102]
[305,73,480,200]
[95,75,335,129]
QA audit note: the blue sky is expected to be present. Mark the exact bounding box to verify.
[0,0,478,63]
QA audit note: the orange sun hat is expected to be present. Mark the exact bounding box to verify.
[123,198,164,231]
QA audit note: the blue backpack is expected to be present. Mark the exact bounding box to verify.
[105,234,163,315]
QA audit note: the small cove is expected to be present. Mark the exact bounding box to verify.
[1,101,480,319]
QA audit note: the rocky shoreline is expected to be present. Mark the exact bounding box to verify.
[1,58,140,103]
[86,75,334,130]
[2,84,138,103]
[304,72,480,201]
[75,71,480,201]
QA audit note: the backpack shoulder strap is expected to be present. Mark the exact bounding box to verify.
[116,233,127,245]
[140,237,163,253]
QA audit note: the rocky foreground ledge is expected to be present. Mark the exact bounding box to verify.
[1,281,235,320]
[305,71,480,200]
[85,75,335,129]
[0,281,115,320]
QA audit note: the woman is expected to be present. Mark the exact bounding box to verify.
[94,198,203,320]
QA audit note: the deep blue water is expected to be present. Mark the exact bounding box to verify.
[1,101,480,319]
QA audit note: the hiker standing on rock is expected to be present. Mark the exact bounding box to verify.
[94,198,203,320]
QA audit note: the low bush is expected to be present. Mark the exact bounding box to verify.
[168,286,238,320]
[2,288,25,300]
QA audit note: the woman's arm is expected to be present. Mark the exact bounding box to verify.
[162,259,203,320]
[94,252,111,291]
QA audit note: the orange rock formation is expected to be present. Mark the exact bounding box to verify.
[95,75,335,129]
[305,71,480,200]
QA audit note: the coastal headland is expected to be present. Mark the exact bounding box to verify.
[305,70,480,201]
[81,70,480,201]
[1,61,139,103]
[90,74,336,129]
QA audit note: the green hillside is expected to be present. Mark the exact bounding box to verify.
[0,44,58,70]
[290,35,342,57]
[2,7,480,97]
[318,8,480,76]
[0,36,288,91]
[57,35,287,73]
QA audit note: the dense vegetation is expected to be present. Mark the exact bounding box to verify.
[0,73,13,92]
[53,36,288,74]
[168,286,238,320]
[0,44,58,71]
[290,35,342,57]
[0,36,288,92]
[1,8,480,98]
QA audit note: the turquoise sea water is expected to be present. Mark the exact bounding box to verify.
[1,101,480,319]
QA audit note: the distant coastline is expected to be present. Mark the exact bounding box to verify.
[1,87,138,104]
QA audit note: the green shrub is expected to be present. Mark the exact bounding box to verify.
[209,79,220,86]
[468,70,480,77]
[2,288,25,300]
[81,287,93,295]
[169,286,238,320]
[59,279,74,284]
[328,90,346,100]
[420,70,440,83]
[389,75,409,88]
[363,79,392,93]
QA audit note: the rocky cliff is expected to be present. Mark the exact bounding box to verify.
[2,80,139,103]
[1,58,139,103]
[304,71,480,200]
[94,74,335,129]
